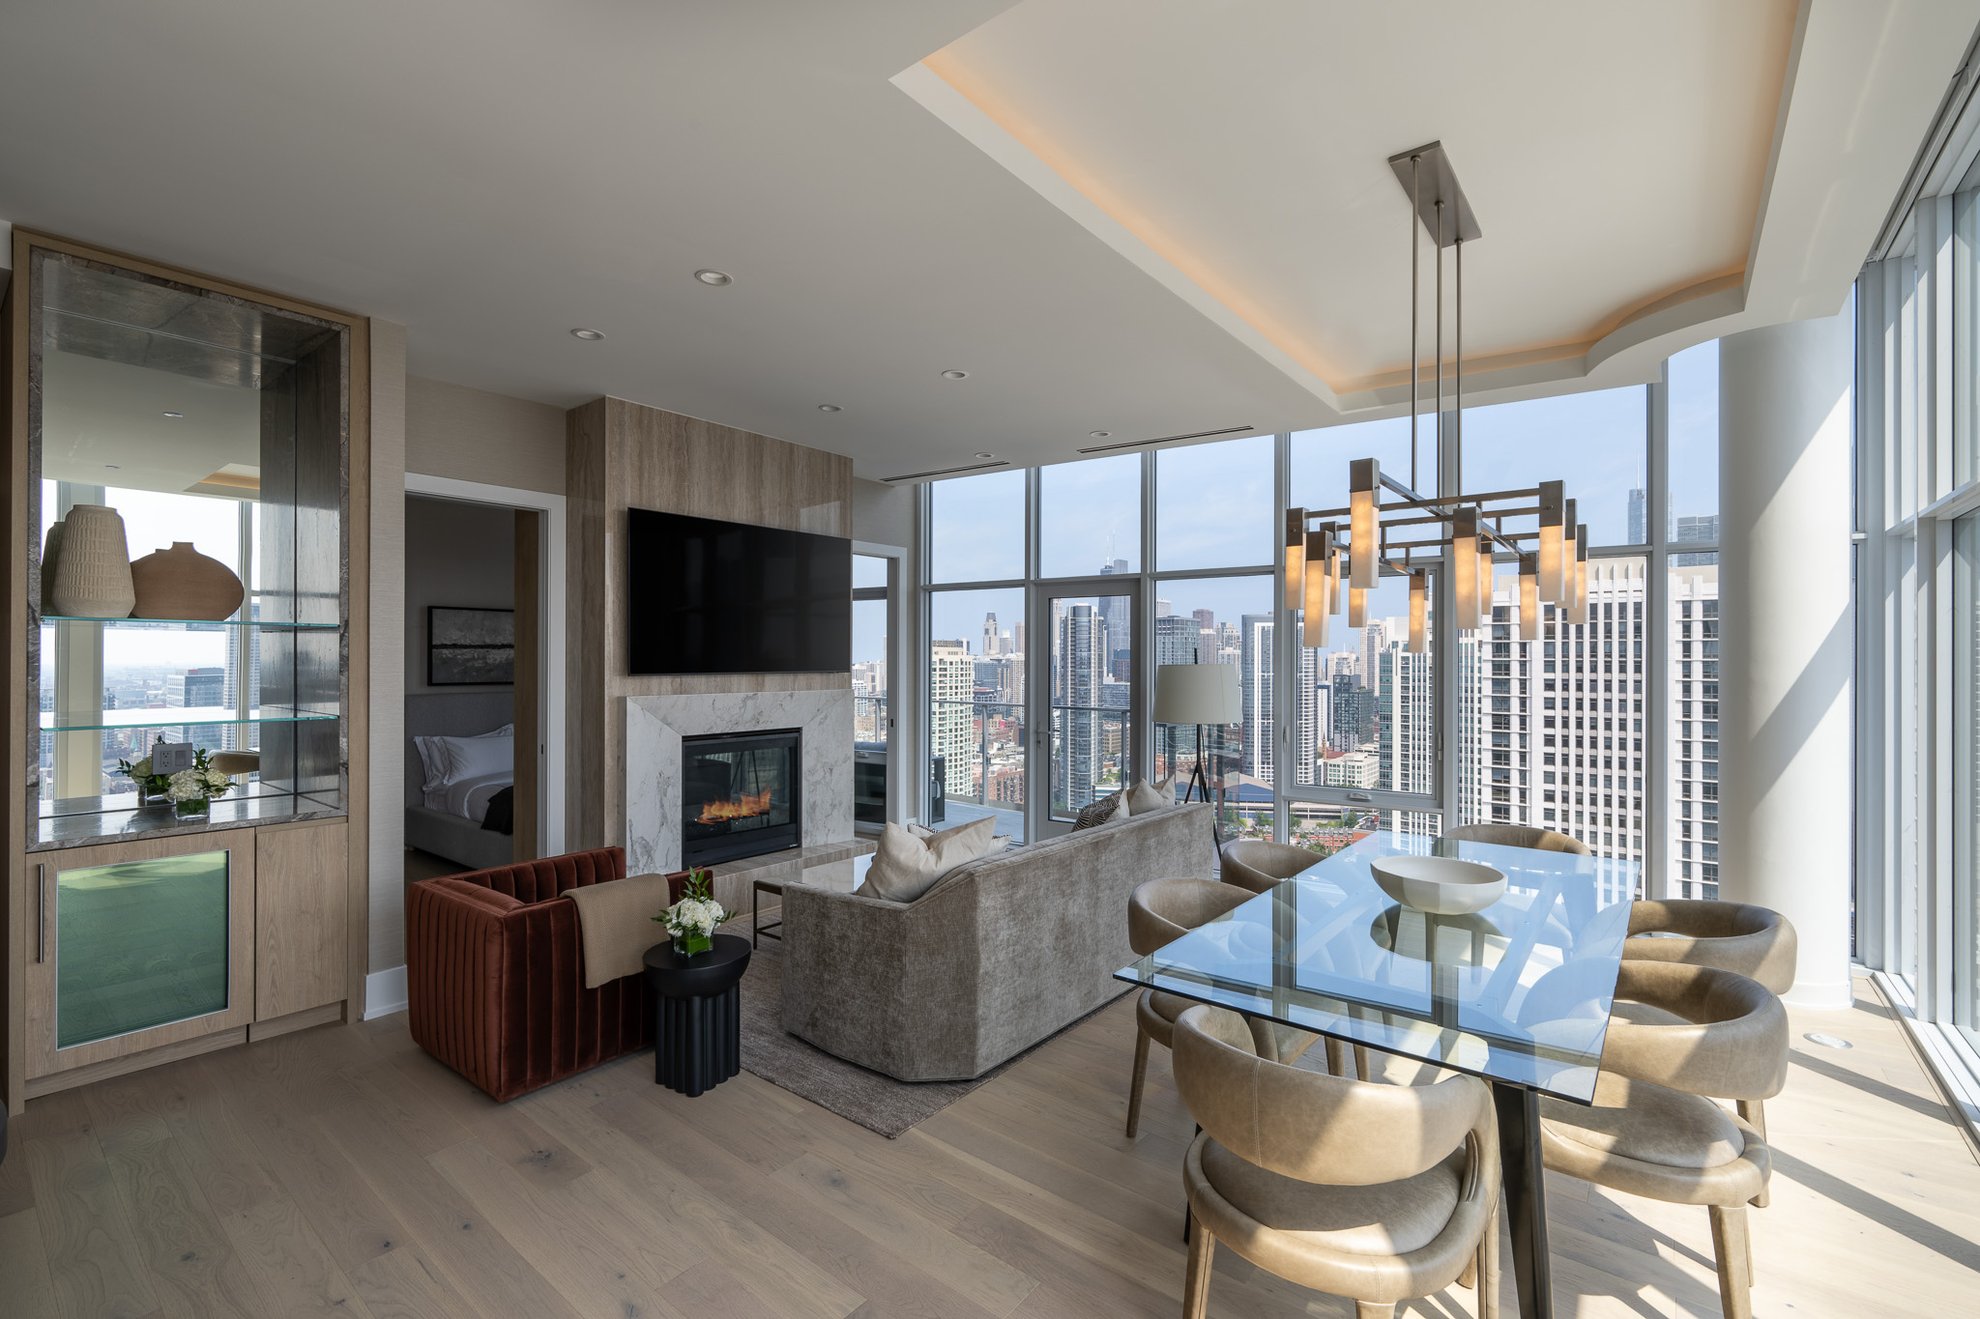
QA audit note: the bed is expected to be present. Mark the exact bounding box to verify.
[406,691,518,872]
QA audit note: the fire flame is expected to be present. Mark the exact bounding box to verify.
[697,787,774,824]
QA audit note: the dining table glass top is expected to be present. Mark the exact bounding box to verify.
[1114,829,1640,1103]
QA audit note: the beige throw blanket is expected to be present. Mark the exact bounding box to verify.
[565,873,676,989]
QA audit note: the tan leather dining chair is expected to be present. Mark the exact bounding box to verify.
[1624,898,1796,1204]
[1172,1005,1501,1319]
[1439,822,1592,855]
[1125,878,1317,1136]
[1539,961,1787,1319]
[1217,838,1320,893]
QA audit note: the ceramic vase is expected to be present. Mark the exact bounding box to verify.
[48,504,135,618]
[39,519,63,611]
[131,542,245,620]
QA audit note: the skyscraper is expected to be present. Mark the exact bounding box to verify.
[168,665,226,752]
[1240,614,1274,780]
[1627,487,1647,545]
[1154,614,1203,776]
[982,612,1001,657]
[930,640,976,799]
[1377,633,1436,834]
[1361,619,1389,700]
[1055,603,1108,810]
[1672,514,1719,567]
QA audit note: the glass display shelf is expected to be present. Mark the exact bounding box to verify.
[40,704,340,733]
[39,614,340,630]
[30,788,347,851]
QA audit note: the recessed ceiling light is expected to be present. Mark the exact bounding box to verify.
[941,369,969,380]
[570,328,606,341]
[694,269,733,286]
[1089,430,1111,439]
[817,404,842,413]
[161,411,184,418]
[974,452,995,459]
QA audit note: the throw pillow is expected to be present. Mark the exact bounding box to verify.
[1123,773,1180,815]
[1072,792,1125,831]
[864,817,999,902]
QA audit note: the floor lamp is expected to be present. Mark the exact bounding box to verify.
[1153,663,1243,843]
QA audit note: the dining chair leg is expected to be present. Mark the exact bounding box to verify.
[1737,1099,1770,1208]
[1324,1037,1346,1075]
[1182,1216,1215,1319]
[1353,1303,1396,1319]
[1479,1203,1502,1319]
[1459,1254,1477,1290]
[1126,1025,1151,1137]
[1708,1204,1754,1319]
[1353,1044,1371,1080]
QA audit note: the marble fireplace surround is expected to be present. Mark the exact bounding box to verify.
[624,688,853,875]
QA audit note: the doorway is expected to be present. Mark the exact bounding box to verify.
[1030,580,1142,839]
[402,475,566,879]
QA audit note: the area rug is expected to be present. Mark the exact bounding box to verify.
[726,918,1125,1138]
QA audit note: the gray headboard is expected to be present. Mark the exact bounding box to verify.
[405,690,516,807]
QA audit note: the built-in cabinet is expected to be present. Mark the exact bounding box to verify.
[3,231,369,1111]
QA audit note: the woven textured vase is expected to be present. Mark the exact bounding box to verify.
[48,503,135,618]
[131,541,244,621]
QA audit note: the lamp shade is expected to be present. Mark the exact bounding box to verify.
[1153,663,1242,726]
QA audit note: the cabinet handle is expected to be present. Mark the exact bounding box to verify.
[37,863,48,963]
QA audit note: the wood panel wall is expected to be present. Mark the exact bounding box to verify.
[564,397,852,850]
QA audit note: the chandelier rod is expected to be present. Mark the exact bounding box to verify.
[1409,153,1421,492]
[1435,196,1444,499]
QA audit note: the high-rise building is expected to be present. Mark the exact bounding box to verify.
[1628,487,1647,545]
[1329,674,1375,751]
[1292,644,1327,786]
[1669,564,1721,898]
[1377,633,1436,834]
[1672,514,1719,567]
[1239,614,1275,780]
[1154,613,1204,776]
[168,665,226,752]
[982,612,1001,656]
[1361,619,1389,700]
[930,640,976,799]
[1055,603,1109,810]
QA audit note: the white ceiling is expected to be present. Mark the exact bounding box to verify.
[0,1,1970,481]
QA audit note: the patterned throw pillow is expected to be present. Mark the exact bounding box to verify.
[1072,792,1124,831]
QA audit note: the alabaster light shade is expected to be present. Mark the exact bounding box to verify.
[1518,556,1540,642]
[1348,583,1367,627]
[1407,571,1427,653]
[1349,458,1379,590]
[1452,507,1479,631]
[1302,529,1329,648]
[1568,534,1590,626]
[1284,508,1307,612]
[1477,537,1495,616]
[1537,480,1566,604]
[1153,662,1242,726]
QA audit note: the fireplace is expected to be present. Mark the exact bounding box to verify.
[680,729,802,867]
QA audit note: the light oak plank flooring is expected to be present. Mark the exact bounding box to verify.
[1,976,1975,1318]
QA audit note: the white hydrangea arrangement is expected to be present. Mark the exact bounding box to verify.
[162,750,238,816]
[654,867,727,956]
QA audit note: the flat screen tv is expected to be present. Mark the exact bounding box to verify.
[627,508,851,675]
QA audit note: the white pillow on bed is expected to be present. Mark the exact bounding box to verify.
[415,724,514,791]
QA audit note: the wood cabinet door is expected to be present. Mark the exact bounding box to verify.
[253,819,349,1021]
[23,830,256,1079]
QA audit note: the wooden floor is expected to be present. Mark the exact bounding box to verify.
[1,976,1976,1318]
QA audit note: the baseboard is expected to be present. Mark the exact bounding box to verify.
[364,965,409,1020]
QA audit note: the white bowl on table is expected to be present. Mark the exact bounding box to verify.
[1369,855,1507,916]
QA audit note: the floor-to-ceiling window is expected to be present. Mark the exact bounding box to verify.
[1856,152,1980,1125]
[919,356,1722,886]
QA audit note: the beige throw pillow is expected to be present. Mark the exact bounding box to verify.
[865,817,999,902]
[1123,773,1179,815]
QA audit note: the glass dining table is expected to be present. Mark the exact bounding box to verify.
[1115,828,1639,1319]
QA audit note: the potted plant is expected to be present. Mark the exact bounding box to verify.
[115,751,173,805]
[654,868,728,957]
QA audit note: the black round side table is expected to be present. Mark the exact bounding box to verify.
[642,934,751,1097]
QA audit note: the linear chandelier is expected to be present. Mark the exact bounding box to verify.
[1286,142,1588,653]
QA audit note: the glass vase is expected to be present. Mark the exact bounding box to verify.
[137,781,172,806]
[173,796,210,819]
[673,932,712,957]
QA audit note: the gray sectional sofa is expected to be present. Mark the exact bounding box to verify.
[779,802,1220,1081]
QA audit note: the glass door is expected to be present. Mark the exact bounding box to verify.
[1032,582,1140,838]
[26,832,255,1078]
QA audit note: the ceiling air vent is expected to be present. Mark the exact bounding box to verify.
[881,458,1012,483]
[1075,424,1255,455]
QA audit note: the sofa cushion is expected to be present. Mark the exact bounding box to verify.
[865,817,999,902]
[1072,792,1125,831]
[1123,773,1180,815]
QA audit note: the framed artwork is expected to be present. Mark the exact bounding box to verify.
[428,606,515,685]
